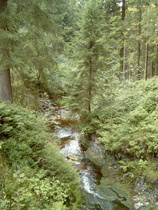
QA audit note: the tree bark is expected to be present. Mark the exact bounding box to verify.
[151,61,155,77]
[119,0,126,81]
[38,68,48,90]
[137,8,142,80]
[0,0,13,102]
[0,0,7,12]
[0,69,13,102]
[155,45,158,76]
[144,40,149,80]
[88,58,92,114]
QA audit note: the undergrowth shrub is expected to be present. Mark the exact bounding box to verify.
[0,102,49,167]
[95,77,158,182]
[0,102,81,209]
[98,77,158,159]
[42,142,82,207]
[0,167,69,209]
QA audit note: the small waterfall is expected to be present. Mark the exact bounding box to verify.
[81,170,96,194]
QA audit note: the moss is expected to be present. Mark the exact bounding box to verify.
[95,177,131,209]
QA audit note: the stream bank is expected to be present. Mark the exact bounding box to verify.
[41,101,158,210]
[81,137,158,210]
[54,125,130,210]
[50,108,130,209]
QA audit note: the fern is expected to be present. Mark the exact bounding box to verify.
[0,102,81,209]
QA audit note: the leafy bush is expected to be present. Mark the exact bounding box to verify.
[42,142,82,208]
[0,102,50,167]
[0,102,81,209]
[0,167,69,209]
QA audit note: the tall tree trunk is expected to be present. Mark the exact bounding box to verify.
[151,61,155,77]
[137,8,142,80]
[38,68,48,91]
[155,45,158,76]
[0,0,13,102]
[119,0,125,81]
[0,69,13,102]
[144,40,149,80]
[0,0,7,12]
[88,58,92,114]
[122,0,125,20]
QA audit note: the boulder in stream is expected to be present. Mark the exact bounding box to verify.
[85,142,106,167]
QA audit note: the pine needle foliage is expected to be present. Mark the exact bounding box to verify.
[98,77,158,159]
[0,102,48,166]
[66,1,106,126]
[64,0,121,136]
[0,0,66,105]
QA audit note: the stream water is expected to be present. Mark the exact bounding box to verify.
[55,124,129,210]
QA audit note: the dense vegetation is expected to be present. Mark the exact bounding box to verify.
[0,0,158,208]
[0,102,81,209]
[98,77,158,180]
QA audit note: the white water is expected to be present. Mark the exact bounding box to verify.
[57,127,72,139]
[56,125,129,210]
[58,127,82,156]
[81,170,96,194]
[60,139,81,156]
[57,126,105,199]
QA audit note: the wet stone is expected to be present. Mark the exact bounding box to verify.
[74,163,87,171]
[85,142,106,166]
[56,115,131,210]
[67,154,81,161]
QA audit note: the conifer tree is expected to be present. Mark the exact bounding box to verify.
[0,0,13,102]
[65,0,121,135]
[0,0,63,102]
[125,0,158,80]
[67,1,103,120]
[119,0,126,81]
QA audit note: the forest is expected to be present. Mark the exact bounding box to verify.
[0,0,158,209]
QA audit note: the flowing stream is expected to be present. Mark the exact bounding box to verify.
[55,123,129,210]
[53,107,129,209]
[50,108,158,210]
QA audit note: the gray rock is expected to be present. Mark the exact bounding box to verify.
[67,154,81,161]
[85,142,105,166]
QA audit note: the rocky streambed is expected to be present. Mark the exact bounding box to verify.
[50,108,158,210]
[54,125,129,209]
[84,140,158,210]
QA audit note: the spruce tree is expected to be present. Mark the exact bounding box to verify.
[65,0,120,134]
[0,0,13,102]
[0,0,64,103]
[125,0,158,80]
[68,1,103,119]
